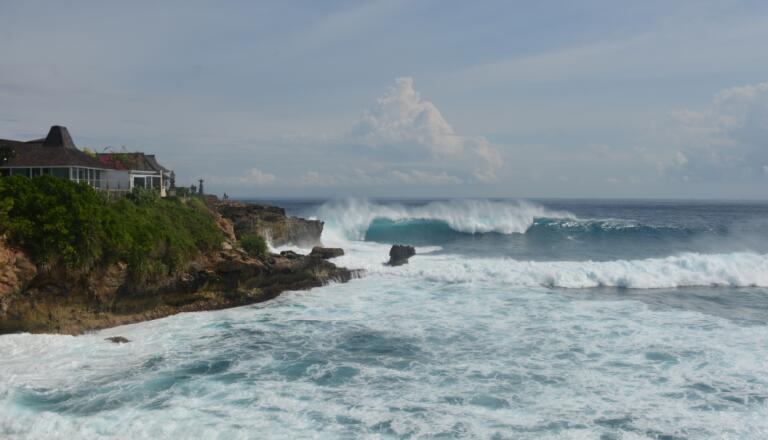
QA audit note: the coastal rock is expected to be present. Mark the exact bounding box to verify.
[388,244,416,266]
[0,202,353,335]
[106,336,130,344]
[279,250,302,259]
[216,202,323,248]
[309,247,344,259]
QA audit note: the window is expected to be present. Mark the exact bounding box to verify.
[133,176,146,189]
[51,168,69,179]
[11,168,30,177]
[0,169,9,177]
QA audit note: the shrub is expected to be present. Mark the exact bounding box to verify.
[0,175,222,279]
[240,234,267,258]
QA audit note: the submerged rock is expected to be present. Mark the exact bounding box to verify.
[309,247,344,259]
[388,244,416,266]
[106,336,130,344]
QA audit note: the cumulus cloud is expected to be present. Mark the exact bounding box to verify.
[351,77,504,182]
[352,77,463,156]
[671,81,768,181]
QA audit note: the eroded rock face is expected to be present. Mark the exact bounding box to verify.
[0,202,352,335]
[0,238,37,298]
[309,247,344,259]
[0,244,354,335]
[216,202,323,248]
[388,244,416,266]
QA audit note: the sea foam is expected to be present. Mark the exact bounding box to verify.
[316,198,575,240]
[332,248,768,289]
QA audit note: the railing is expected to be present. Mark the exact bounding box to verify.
[70,178,165,191]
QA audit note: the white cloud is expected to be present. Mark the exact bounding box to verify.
[207,167,277,186]
[388,169,462,185]
[353,77,463,156]
[351,77,504,181]
[301,171,343,187]
[671,81,768,181]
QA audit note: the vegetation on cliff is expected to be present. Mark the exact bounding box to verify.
[0,176,222,280]
[239,233,268,258]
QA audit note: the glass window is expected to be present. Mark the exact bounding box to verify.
[0,169,9,177]
[12,168,30,177]
[52,168,69,178]
[133,176,146,189]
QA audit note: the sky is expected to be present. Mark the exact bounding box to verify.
[1,0,767,199]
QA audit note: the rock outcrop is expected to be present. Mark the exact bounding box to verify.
[105,336,130,344]
[0,202,355,335]
[388,244,416,266]
[216,201,323,248]
[309,247,344,259]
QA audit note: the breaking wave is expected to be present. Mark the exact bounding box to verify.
[315,198,715,245]
[316,198,576,240]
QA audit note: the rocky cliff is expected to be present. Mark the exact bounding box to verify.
[0,201,353,335]
[216,201,323,248]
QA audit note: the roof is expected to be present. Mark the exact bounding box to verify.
[97,152,169,173]
[0,126,106,169]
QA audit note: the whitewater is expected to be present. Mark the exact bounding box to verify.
[2,198,768,439]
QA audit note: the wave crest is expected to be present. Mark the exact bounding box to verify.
[316,198,575,240]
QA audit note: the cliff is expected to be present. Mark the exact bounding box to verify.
[0,200,353,335]
[216,201,323,248]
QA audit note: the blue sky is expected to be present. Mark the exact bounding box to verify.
[1,0,767,198]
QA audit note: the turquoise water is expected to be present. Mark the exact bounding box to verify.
[2,199,768,438]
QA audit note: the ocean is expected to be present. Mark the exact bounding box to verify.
[2,198,768,439]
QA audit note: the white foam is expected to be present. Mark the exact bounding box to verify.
[316,198,575,240]
[336,250,768,289]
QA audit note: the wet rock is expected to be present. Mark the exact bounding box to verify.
[216,202,323,247]
[309,247,344,259]
[280,250,302,259]
[388,244,416,266]
[106,336,130,344]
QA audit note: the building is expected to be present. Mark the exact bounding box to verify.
[97,152,171,195]
[0,125,172,195]
[0,125,110,188]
